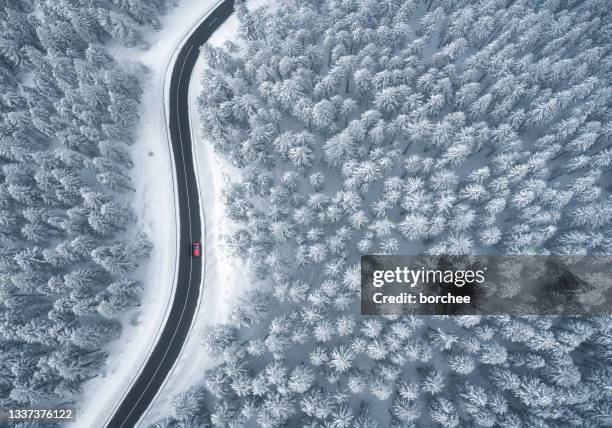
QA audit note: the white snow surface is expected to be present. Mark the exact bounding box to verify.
[73,1,226,426]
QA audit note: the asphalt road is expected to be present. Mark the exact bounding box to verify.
[106,1,235,426]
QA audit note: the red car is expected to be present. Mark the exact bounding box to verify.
[192,241,201,258]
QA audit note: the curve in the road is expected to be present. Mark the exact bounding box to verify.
[107,1,235,426]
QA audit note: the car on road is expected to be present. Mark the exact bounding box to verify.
[192,241,201,258]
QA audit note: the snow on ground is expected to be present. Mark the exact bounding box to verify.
[73,1,226,427]
[140,1,274,424]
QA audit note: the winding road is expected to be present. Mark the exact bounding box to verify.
[106,1,235,426]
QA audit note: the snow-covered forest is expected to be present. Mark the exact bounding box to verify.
[156,0,612,426]
[0,0,163,410]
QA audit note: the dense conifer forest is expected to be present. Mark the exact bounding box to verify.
[155,0,612,426]
[0,0,162,409]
